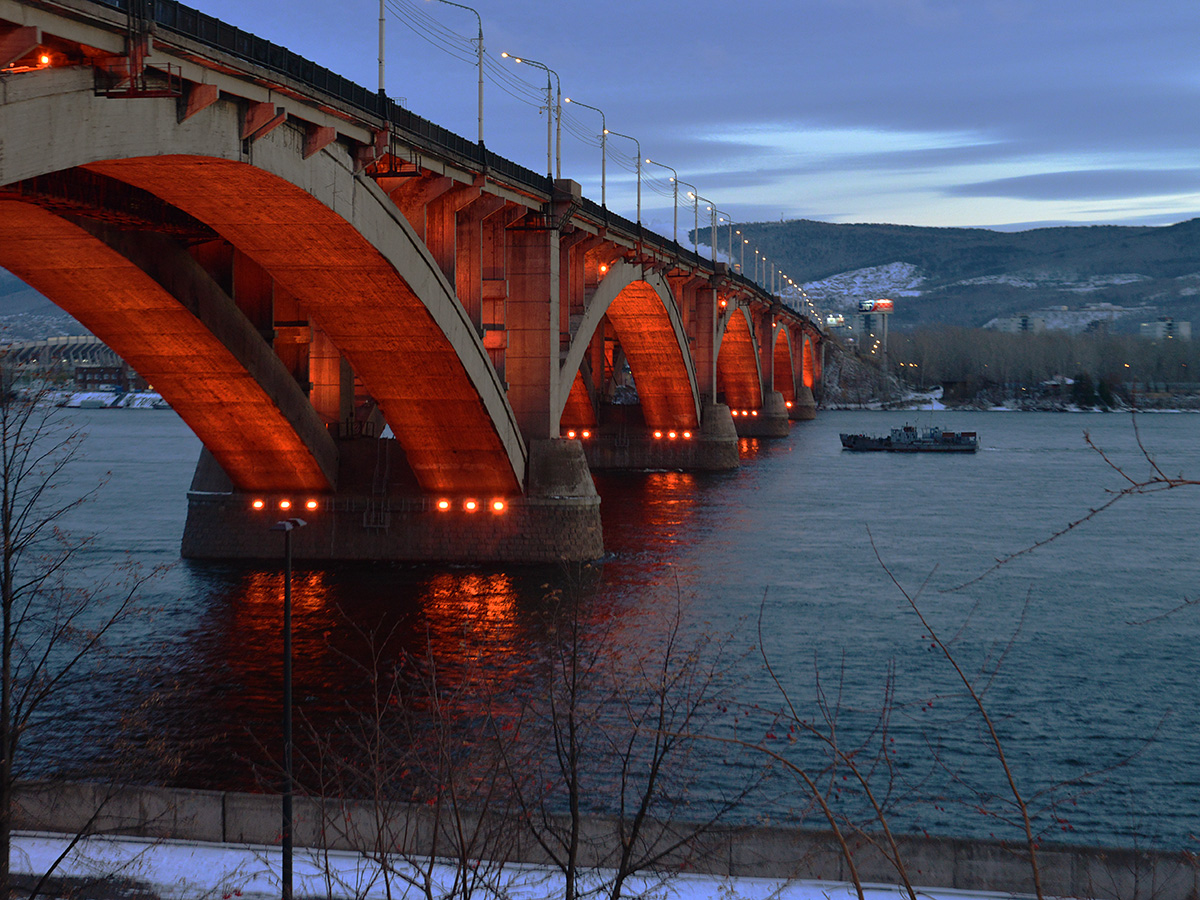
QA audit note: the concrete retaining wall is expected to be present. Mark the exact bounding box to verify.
[15,782,1198,900]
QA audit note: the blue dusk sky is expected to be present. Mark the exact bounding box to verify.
[187,0,1200,234]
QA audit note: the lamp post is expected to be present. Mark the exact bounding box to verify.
[427,0,484,147]
[644,158,678,245]
[502,53,560,179]
[377,0,385,98]
[713,209,733,264]
[604,128,641,224]
[675,179,698,254]
[271,515,307,900]
[694,194,716,263]
[563,97,606,207]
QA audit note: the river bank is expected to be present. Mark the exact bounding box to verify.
[14,782,1199,900]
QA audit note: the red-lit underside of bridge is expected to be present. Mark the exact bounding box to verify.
[0,0,823,560]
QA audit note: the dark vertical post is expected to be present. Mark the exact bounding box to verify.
[281,523,293,900]
[272,516,306,900]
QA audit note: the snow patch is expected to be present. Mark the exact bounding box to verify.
[801,262,925,310]
[953,272,1148,292]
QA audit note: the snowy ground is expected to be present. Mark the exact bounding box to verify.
[13,831,1057,900]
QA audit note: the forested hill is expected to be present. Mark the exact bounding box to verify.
[701,218,1200,331]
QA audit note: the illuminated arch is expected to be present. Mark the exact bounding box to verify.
[0,73,524,494]
[558,260,701,430]
[803,332,818,389]
[0,200,335,493]
[716,307,763,409]
[773,327,797,405]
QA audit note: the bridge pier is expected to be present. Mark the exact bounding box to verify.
[788,384,818,421]
[580,402,738,471]
[729,391,791,438]
[180,438,603,564]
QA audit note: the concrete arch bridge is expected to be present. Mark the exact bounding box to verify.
[0,0,823,563]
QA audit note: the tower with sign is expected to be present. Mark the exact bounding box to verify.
[858,298,894,367]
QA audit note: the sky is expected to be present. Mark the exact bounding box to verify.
[183,0,1200,234]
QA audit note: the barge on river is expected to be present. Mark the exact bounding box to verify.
[840,424,979,453]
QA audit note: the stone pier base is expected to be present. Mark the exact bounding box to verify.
[181,438,603,564]
[583,402,739,471]
[788,384,817,421]
[731,391,791,437]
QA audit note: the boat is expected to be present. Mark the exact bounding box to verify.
[840,424,978,453]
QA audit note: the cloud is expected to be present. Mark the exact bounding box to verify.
[947,169,1200,201]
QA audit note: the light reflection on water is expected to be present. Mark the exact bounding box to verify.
[32,410,1200,851]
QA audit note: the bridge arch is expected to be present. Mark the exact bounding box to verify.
[558,260,701,430]
[803,332,819,389]
[716,306,763,410]
[0,200,337,492]
[0,68,524,494]
[773,326,797,406]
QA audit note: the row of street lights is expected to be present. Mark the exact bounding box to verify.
[382,0,822,316]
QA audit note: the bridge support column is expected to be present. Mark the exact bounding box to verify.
[789,384,817,421]
[506,219,559,440]
[181,438,603,564]
[581,401,738,471]
[731,391,790,438]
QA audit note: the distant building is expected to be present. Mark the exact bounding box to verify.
[989,314,1046,334]
[1140,317,1191,340]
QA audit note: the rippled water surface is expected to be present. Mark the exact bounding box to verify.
[41,409,1200,851]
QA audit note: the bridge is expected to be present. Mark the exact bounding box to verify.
[0,0,823,563]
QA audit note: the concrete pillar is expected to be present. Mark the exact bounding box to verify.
[758,307,776,395]
[481,204,519,379]
[506,216,559,441]
[230,249,272,338]
[582,399,738,472]
[271,283,309,390]
[389,175,452,244]
[185,435,603,564]
[790,383,817,420]
[678,277,717,403]
[309,325,353,427]
[425,183,480,288]
[456,193,506,328]
[734,390,790,438]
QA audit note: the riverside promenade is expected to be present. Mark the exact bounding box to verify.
[14,782,1199,899]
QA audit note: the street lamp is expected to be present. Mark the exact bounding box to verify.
[502,52,560,179]
[694,194,716,263]
[644,158,678,245]
[675,179,699,254]
[427,0,484,147]
[271,515,307,900]
[563,97,606,207]
[377,0,385,98]
[713,209,733,264]
[604,128,641,224]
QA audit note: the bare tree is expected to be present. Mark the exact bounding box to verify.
[288,619,519,900]
[498,571,757,900]
[0,374,155,893]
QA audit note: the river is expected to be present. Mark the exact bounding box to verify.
[32,407,1200,852]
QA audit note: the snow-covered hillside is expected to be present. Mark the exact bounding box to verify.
[800,262,924,309]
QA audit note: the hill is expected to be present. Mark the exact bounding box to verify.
[5,217,1200,338]
[0,270,88,340]
[702,218,1200,331]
